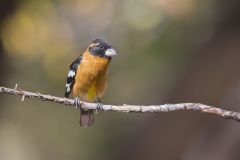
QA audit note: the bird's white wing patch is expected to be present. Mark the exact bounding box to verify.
[68,70,76,77]
[66,83,71,92]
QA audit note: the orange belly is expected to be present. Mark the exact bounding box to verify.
[73,51,110,102]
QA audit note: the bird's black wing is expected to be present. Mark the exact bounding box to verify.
[64,56,82,98]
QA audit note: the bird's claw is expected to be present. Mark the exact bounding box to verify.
[96,97,103,113]
[74,98,81,109]
[96,103,103,113]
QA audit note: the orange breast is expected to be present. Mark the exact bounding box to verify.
[73,51,110,102]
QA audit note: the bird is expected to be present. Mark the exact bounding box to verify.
[64,39,117,127]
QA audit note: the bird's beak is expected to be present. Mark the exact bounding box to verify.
[105,48,117,57]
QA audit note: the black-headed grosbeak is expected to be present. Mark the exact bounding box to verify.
[64,39,117,127]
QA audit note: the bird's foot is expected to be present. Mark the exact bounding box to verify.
[96,103,103,113]
[96,97,103,113]
[74,97,81,109]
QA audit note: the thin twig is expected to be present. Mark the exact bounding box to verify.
[0,85,240,122]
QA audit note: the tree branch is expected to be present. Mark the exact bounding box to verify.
[0,84,240,122]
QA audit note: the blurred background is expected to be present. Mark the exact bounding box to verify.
[0,0,240,159]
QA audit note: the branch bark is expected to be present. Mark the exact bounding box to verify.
[0,85,240,122]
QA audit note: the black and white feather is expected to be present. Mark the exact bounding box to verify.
[64,56,82,98]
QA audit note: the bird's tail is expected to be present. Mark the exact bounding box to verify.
[80,108,94,127]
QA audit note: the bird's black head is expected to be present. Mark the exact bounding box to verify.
[88,39,117,58]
